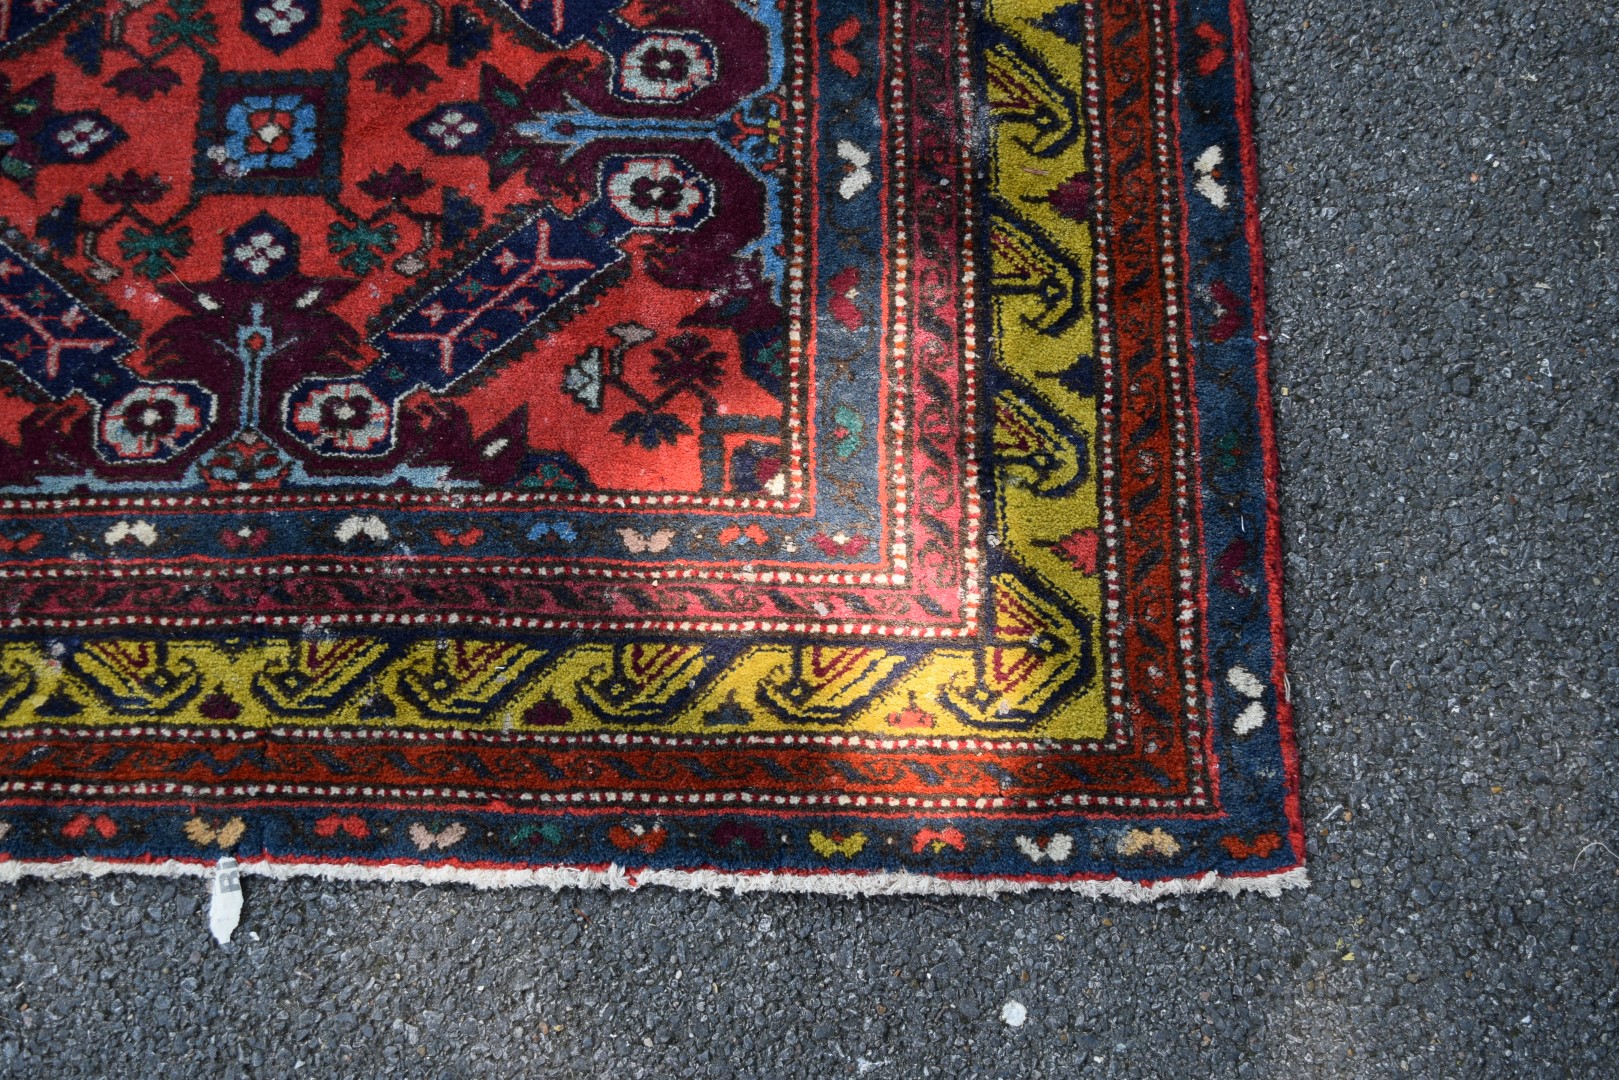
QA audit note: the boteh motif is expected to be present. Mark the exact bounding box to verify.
[0,0,1302,894]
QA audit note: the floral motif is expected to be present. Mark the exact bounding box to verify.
[605,158,706,228]
[560,325,730,450]
[1014,834,1074,863]
[256,0,308,36]
[183,815,247,848]
[37,113,126,163]
[149,0,219,51]
[408,103,491,154]
[327,218,397,274]
[225,213,298,280]
[288,381,390,453]
[606,823,668,854]
[243,0,321,52]
[62,813,117,840]
[118,223,193,279]
[339,0,405,47]
[195,69,344,195]
[650,332,724,390]
[616,35,716,102]
[102,520,158,546]
[408,822,467,851]
[100,385,208,460]
[222,93,318,172]
[810,531,870,557]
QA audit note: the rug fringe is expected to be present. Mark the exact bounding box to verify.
[0,856,1308,901]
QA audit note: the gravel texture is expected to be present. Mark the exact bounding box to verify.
[3,0,1617,1075]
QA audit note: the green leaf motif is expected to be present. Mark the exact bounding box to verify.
[149,0,217,48]
[757,338,786,378]
[832,402,865,459]
[509,822,565,845]
[118,224,193,279]
[341,0,407,43]
[328,219,398,275]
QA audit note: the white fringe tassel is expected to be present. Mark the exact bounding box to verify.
[0,856,1308,901]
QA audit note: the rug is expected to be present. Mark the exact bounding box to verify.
[0,0,1302,897]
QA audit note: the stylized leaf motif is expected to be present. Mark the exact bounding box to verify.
[649,332,724,390]
[610,411,692,449]
[328,219,398,274]
[118,224,192,279]
[149,0,218,48]
[341,0,406,43]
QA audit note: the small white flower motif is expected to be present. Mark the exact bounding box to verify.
[427,109,480,150]
[232,231,286,276]
[104,520,159,547]
[253,0,307,36]
[56,117,112,158]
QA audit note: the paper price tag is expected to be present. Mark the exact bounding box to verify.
[209,856,243,945]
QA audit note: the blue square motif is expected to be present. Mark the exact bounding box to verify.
[193,68,345,196]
